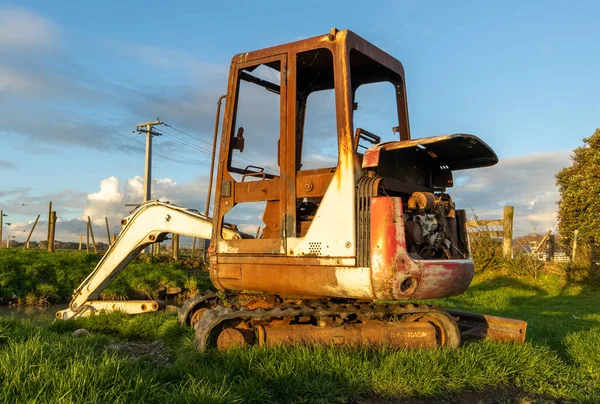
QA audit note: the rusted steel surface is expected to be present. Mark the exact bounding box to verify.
[411,261,473,299]
[217,328,253,350]
[295,169,335,199]
[448,310,527,344]
[233,178,281,203]
[370,196,421,300]
[256,322,437,348]
[215,263,374,300]
[370,196,473,300]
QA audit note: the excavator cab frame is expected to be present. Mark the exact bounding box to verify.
[210,29,413,289]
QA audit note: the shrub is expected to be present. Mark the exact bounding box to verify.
[470,231,503,273]
[505,252,544,278]
[0,250,212,305]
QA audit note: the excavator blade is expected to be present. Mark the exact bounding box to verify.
[447,309,527,344]
[56,300,166,320]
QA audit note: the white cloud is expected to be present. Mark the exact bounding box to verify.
[82,174,214,226]
[87,177,124,204]
[0,6,59,50]
[452,151,571,236]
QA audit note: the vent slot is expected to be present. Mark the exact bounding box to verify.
[356,176,382,267]
[308,242,322,255]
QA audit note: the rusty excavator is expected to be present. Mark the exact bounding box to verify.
[57,29,526,351]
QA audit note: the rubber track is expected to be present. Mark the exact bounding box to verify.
[193,299,449,352]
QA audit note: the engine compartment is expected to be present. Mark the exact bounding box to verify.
[359,134,496,262]
[403,191,467,260]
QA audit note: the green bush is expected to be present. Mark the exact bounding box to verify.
[505,252,544,278]
[470,232,503,273]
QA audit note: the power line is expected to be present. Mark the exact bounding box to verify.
[155,128,215,156]
[163,123,214,148]
[156,125,279,176]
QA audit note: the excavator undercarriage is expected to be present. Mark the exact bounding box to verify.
[57,28,527,351]
[180,292,525,351]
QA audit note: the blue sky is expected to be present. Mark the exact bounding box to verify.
[1,1,599,241]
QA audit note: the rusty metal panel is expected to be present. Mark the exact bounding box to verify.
[369,196,474,300]
[234,179,281,203]
[295,170,335,198]
[362,148,381,168]
[411,261,473,299]
[259,322,436,348]
[448,310,527,344]
[217,264,242,280]
[370,196,422,300]
[216,255,355,267]
[215,263,374,299]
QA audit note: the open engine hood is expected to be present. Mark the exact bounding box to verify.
[362,134,498,171]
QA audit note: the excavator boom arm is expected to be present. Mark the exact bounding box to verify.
[57,201,241,320]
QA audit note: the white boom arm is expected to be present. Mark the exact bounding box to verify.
[57,201,242,320]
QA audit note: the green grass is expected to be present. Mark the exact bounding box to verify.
[426,270,600,351]
[0,249,211,304]
[0,271,599,403]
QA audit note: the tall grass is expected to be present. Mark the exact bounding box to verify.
[0,250,211,305]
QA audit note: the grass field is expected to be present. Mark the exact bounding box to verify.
[0,249,210,305]
[1,268,599,403]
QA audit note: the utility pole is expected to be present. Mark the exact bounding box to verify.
[135,119,163,254]
[135,119,164,202]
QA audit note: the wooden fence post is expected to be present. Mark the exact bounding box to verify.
[47,201,52,246]
[572,229,579,263]
[86,222,90,253]
[25,215,40,249]
[79,234,82,251]
[105,217,111,246]
[48,211,56,252]
[87,217,97,254]
[502,206,514,259]
[191,237,197,259]
[172,233,179,260]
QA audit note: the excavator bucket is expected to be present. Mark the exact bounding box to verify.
[448,310,527,344]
